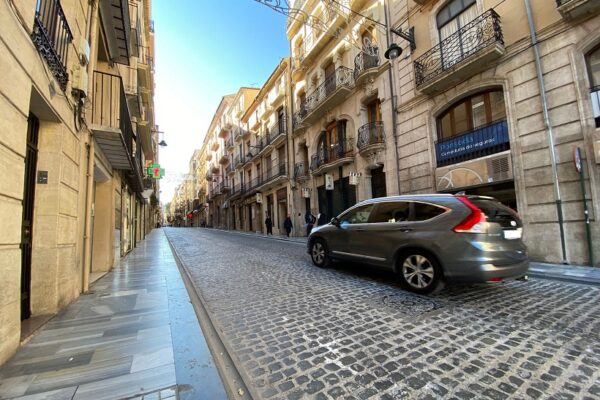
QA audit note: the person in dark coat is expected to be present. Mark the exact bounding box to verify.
[265,213,273,235]
[305,210,316,236]
[283,214,293,237]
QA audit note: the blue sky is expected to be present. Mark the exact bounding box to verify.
[153,0,290,203]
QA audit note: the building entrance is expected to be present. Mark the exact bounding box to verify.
[21,114,39,320]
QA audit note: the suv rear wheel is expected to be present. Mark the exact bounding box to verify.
[398,251,442,294]
[310,239,330,268]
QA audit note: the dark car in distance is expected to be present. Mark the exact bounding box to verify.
[307,194,529,293]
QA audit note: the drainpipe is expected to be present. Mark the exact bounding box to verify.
[82,0,99,292]
[524,0,568,263]
[82,140,94,292]
[383,0,402,195]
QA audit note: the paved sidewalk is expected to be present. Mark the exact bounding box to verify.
[0,230,227,400]
[201,227,600,286]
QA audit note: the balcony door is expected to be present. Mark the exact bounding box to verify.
[325,62,336,96]
[437,0,478,69]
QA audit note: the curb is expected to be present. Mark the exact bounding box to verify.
[165,233,253,400]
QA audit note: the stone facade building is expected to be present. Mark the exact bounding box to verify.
[0,0,159,364]
[389,0,600,265]
[175,0,600,267]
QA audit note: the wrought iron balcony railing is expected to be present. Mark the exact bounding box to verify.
[262,163,287,183]
[294,162,310,180]
[414,10,504,87]
[234,155,245,168]
[293,103,309,130]
[32,0,73,91]
[232,183,245,196]
[226,135,234,149]
[306,66,355,111]
[310,138,355,171]
[245,176,264,192]
[357,122,385,150]
[354,48,379,81]
[435,119,509,167]
[268,116,287,143]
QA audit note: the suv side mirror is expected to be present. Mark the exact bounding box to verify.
[330,217,340,227]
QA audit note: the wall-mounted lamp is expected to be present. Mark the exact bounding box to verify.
[384,27,416,60]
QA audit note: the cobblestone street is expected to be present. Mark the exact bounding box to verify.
[164,228,600,400]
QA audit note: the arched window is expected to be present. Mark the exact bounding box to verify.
[437,89,505,140]
[437,0,478,68]
[587,44,600,127]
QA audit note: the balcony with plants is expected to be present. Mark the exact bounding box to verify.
[414,10,505,95]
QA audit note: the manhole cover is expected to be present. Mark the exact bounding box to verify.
[380,292,446,316]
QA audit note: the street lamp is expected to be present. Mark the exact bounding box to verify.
[384,27,416,60]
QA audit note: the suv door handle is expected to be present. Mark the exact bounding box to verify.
[395,226,413,232]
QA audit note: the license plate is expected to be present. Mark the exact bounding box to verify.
[503,228,522,240]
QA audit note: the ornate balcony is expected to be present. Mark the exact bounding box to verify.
[357,122,385,156]
[292,103,309,133]
[226,134,235,149]
[226,163,234,176]
[218,151,230,165]
[219,180,231,193]
[556,0,600,21]
[210,162,220,173]
[259,163,287,191]
[234,155,245,169]
[414,10,505,95]
[353,48,380,86]
[31,0,73,91]
[297,67,355,126]
[268,117,287,147]
[310,138,355,175]
[244,176,264,195]
[294,162,310,181]
[435,119,509,167]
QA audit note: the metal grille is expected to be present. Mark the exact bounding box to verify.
[414,10,504,87]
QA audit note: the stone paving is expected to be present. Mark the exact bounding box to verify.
[164,228,600,400]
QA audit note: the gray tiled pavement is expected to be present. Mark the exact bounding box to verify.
[0,230,226,400]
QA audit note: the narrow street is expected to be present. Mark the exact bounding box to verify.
[164,228,600,400]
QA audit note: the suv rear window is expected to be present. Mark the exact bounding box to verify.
[412,203,447,221]
[469,198,521,228]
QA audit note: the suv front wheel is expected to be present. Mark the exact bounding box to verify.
[398,251,442,294]
[310,239,330,268]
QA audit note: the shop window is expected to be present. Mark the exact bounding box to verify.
[437,89,505,140]
[586,44,600,128]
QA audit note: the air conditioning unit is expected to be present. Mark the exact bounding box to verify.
[71,64,88,97]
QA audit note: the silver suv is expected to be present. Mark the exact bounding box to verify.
[307,194,529,293]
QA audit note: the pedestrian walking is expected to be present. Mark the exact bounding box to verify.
[284,214,293,237]
[265,213,273,235]
[305,210,316,236]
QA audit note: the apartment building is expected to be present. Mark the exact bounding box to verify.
[204,89,262,229]
[388,0,599,265]
[235,60,292,234]
[0,0,159,364]
[287,0,399,230]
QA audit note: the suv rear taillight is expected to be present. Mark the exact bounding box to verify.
[453,196,487,233]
